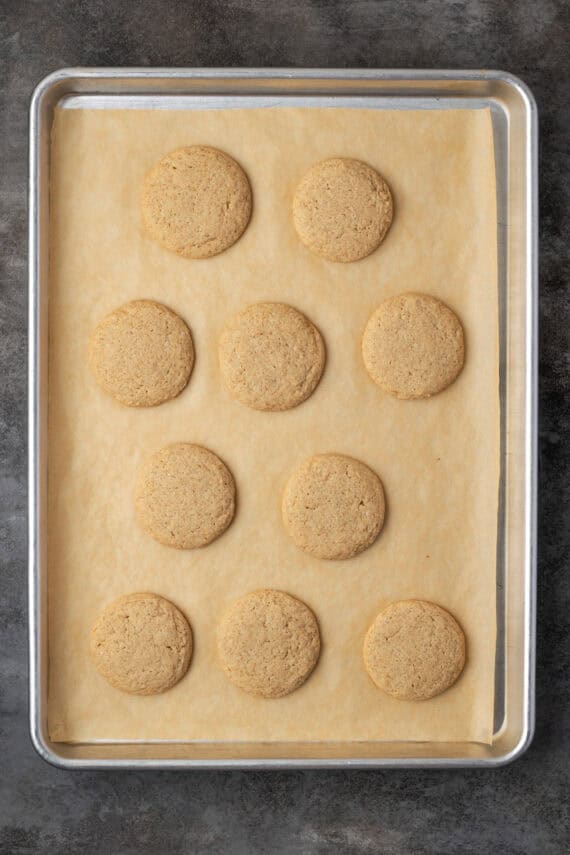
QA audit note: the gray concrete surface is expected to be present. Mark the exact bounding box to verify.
[1,1,569,852]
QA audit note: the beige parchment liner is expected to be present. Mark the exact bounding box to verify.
[48,106,498,744]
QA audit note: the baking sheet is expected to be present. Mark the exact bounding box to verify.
[48,106,498,744]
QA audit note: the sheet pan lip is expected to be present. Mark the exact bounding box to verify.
[29,63,47,771]
[24,743,537,772]
[28,66,537,770]
[30,65,540,92]
[28,57,42,771]
[524,58,539,768]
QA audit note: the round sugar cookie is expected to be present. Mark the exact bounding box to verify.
[362,292,465,399]
[141,145,252,259]
[219,302,326,411]
[90,593,192,695]
[217,589,321,698]
[282,453,386,560]
[292,157,393,262]
[89,300,194,407]
[363,600,466,700]
[135,443,236,549]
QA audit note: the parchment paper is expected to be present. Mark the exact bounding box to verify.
[48,106,498,744]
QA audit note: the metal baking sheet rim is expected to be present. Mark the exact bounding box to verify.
[28,68,538,769]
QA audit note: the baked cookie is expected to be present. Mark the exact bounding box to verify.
[282,453,385,560]
[89,300,194,407]
[219,302,326,411]
[141,145,252,259]
[362,292,465,399]
[217,589,320,698]
[135,443,236,549]
[292,157,393,262]
[90,592,192,695]
[363,600,466,700]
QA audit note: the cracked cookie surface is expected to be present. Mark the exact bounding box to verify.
[90,593,192,695]
[141,145,252,259]
[135,443,236,549]
[363,600,466,700]
[89,300,194,407]
[217,589,321,698]
[219,302,325,411]
[293,157,393,262]
[362,292,465,399]
[282,453,386,560]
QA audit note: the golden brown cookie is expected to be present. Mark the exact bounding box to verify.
[363,600,466,700]
[218,302,326,411]
[141,145,252,259]
[282,453,385,560]
[89,300,194,407]
[362,292,465,399]
[217,589,321,698]
[292,157,393,262]
[89,592,192,695]
[135,443,236,549]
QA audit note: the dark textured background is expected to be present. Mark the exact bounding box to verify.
[1,1,569,852]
